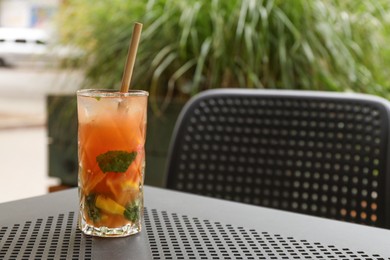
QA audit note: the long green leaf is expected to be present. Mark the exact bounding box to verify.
[192,38,212,95]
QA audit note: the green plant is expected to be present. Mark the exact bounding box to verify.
[58,0,390,114]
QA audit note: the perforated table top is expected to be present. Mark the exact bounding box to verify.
[1,186,389,259]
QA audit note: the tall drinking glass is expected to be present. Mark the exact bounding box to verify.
[77,89,148,237]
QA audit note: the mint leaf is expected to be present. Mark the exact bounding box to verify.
[86,193,100,223]
[96,150,137,173]
[124,200,140,222]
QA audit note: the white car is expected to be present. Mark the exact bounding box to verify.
[0,27,81,68]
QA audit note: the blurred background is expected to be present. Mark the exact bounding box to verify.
[0,0,389,203]
[0,0,80,202]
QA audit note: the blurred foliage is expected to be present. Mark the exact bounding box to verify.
[57,0,390,114]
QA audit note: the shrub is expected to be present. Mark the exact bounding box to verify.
[58,0,390,113]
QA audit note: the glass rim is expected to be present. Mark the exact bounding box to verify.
[77,89,149,97]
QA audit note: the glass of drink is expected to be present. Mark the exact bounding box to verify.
[77,89,148,237]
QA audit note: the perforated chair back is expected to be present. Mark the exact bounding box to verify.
[165,89,390,229]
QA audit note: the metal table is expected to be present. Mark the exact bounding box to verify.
[1,186,389,259]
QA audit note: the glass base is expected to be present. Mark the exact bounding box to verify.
[79,216,141,237]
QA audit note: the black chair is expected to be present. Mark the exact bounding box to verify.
[165,89,390,229]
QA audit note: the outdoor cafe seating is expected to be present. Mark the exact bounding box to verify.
[1,89,390,259]
[165,88,390,229]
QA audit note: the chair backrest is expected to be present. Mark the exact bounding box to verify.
[165,89,390,229]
